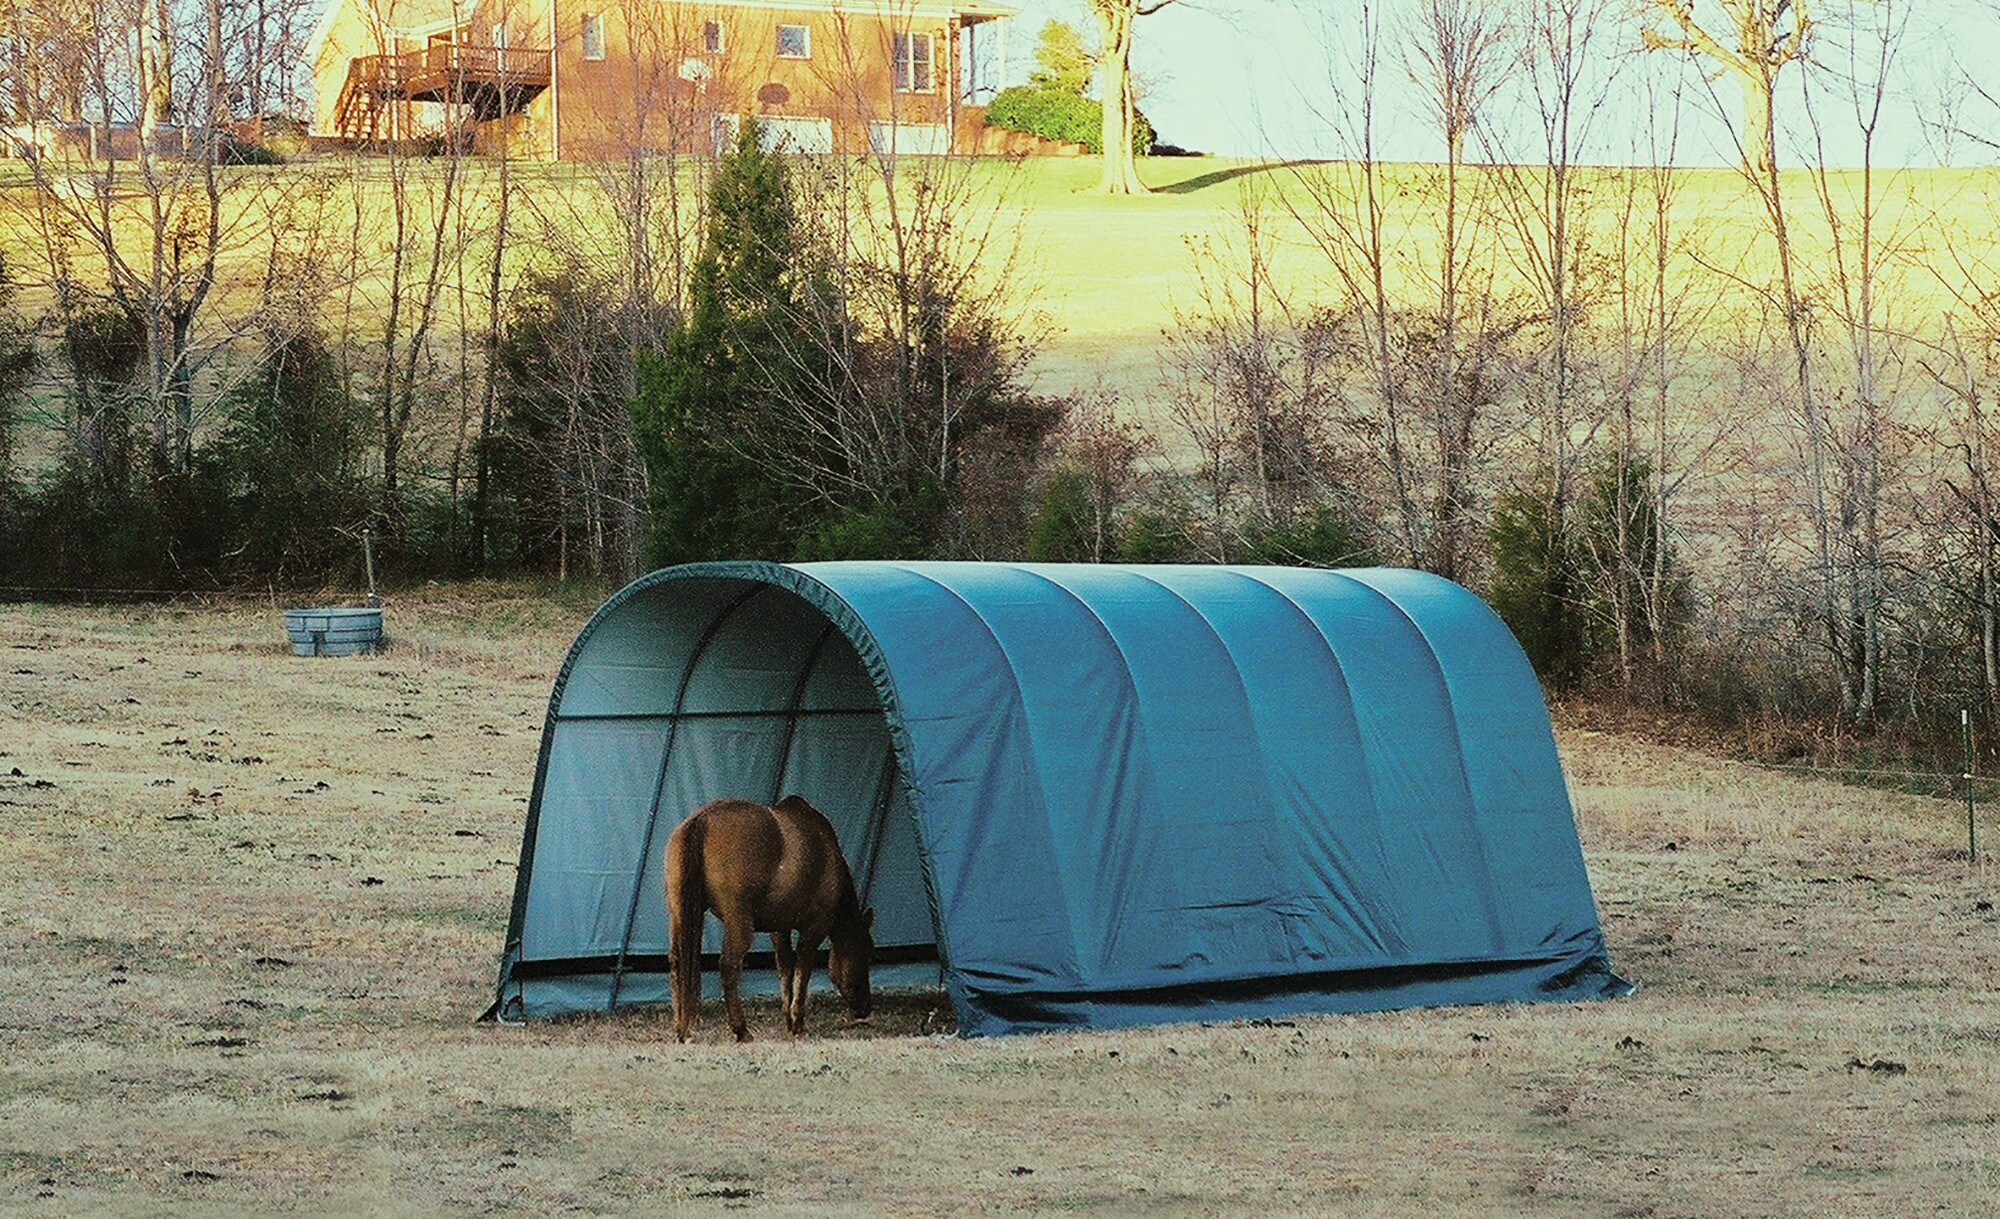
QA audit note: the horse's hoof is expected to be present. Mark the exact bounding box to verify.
[734,1029,752,1043]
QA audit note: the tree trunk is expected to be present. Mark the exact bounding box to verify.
[1093,4,1146,195]
[1737,69,1775,179]
[139,0,174,146]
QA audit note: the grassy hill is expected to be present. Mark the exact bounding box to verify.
[4,150,1993,414]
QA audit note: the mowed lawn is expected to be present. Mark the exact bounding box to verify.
[2,589,1998,1215]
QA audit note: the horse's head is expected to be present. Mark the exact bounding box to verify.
[828,906,875,1018]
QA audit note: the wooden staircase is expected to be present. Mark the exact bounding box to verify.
[330,44,551,145]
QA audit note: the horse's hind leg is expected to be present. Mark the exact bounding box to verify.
[789,927,824,1036]
[664,834,704,1043]
[718,913,756,1042]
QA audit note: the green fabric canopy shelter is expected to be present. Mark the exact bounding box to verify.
[490,561,1628,1035]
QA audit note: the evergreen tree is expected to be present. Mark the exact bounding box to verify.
[631,122,815,564]
[1490,456,1688,691]
[1578,454,1688,678]
[1490,475,1587,688]
[211,325,369,582]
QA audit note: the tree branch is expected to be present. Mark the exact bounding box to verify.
[1640,2,1751,77]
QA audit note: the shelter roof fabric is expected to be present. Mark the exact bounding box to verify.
[492,562,1627,1034]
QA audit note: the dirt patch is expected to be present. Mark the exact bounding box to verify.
[4,594,1998,1215]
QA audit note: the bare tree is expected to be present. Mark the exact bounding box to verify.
[1,0,93,126]
[1643,0,1869,716]
[1481,0,1626,670]
[1920,313,1999,717]
[1798,0,1916,724]
[1403,0,1519,581]
[1278,0,1519,578]
[1918,5,2000,717]
[1609,50,1726,690]
[4,0,261,477]
[497,0,717,578]
[1639,0,1813,176]
[1282,1,1422,562]
[1161,180,1335,557]
[351,60,471,547]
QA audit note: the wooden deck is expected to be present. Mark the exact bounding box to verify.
[333,44,551,141]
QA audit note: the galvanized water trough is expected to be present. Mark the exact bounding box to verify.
[283,605,384,656]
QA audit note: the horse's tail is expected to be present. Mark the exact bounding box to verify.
[665,814,707,1039]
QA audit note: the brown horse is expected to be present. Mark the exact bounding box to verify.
[663,794,874,1042]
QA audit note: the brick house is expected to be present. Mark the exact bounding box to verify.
[311,0,1016,159]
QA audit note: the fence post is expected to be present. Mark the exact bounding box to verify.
[1966,708,1977,864]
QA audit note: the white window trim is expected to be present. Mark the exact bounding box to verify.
[580,12,605,61]
[893,30,934,94]
[776,23,810,59]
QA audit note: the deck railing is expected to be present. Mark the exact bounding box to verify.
[352,43,553,96]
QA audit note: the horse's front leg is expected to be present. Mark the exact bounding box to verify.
[789,927,823,1036]
[771,930,798,1033]
[719,914,756,1042]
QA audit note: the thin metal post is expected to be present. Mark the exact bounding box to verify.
[361,527,380,606]
[856,749,898,909]
[769,625,838,802]
[1966,708,1977,864]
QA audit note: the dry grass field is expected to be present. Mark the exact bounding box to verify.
[3,587,1998,1216]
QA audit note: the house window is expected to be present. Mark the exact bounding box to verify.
[893,31,933,93]
[776,23,809,59]
[703,19,724,54]
[580,12,605,61]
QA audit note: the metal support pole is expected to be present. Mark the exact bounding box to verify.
[362,527,380,606]
[1965,708,1977,863]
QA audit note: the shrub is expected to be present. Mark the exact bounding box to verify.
[1239,506,1373,568]
[1118,503,1201,563]
[209,326,370,584]
[795,504,931,561]
[1490,478,1587,688]
[983,86,1155,155]
[1027,469,1104,562]
[1489,456,1691,692]
[493,263,648,578]
[260,115,313,160]
[220,137,284,166]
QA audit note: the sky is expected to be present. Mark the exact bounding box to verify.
[985,0,2000,168]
